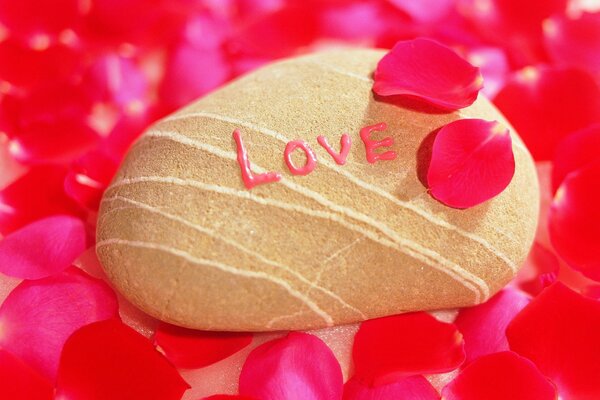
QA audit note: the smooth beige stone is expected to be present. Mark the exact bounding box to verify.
[96,49,539,332]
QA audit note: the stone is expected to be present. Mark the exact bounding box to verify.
[96,49,539,331]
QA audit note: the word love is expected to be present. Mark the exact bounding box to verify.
[233,122,397,189]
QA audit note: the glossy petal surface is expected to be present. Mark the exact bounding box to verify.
[0,215,87,279]
[427,119,515,208]
[373,38,483,109]
[353,312,465,385]
[239,332,343,400]
[442,351,556,400]
[507,283,600,399]
[56,319,189,400]
[0,268,119,380]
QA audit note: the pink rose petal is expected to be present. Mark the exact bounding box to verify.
[441,351,556,400]
[154,322,253,369]
[160,42,230,110]
[387,0,454,23]
[353,312,465,386]
[239,332,343,400]
[373,38,483,110]
[454,288,529,364]
[343,375,440,400]
[0,350,53,400]
[427,119,515,209]
[0,215,87,279]
[0,267,119,380]
[544,12,600,76]
[56,319,190,400]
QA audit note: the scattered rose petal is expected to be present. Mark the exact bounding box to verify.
[0,215,87,279]
[441,351,556,400]
[544,12,600,76]
[202,396,257,400]
[64,149,119,211]
[343,375,440,400]
[56,319,190,400]
[583,285,600,300]
[0,350,53,400]
[0,133,26,188]
[353,312,465,386]
[82,54,149,111]
[549,162,600,280]
[160,42,230,110]
[387,0,454,23]
[0,0,81,39]
[316,1,398,43]
[154,322,253,369]
[0,39,82,90]
[0,166,84,235]
[507,283,600,399]
[551,124,600,192]
[465,46,509,98]
[427,119,515,209]
[228,5,318,59]
[9,118,100,165]
[458,0,567,66]
[515,242,559,296]
[493,66,600,160]
[454,288,529,364]
[373,38,483,110]
[239,332,343,400]
[0,267,119,380]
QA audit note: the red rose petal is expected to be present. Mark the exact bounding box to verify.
[551,124,600,193]
[454,288,529,364]
[56,319,190,400]
[0,267,119,380]
[353,312,465,386]
[458,0,567,66]
[154,322,253,369]
[9,118,100,165]
[0,39,82,90]
[493,66,600,160]
[427,119,515,209]
[507,283,600,399]
[229,5,318,59]
[387,0,454,23]
[549,162,600,281]
[239,332,343,400]
[441,351,556,400]
[544,12,600,76]
[0,133,26,188]
[0,215,87,279]
[373,38,483,110]
[64,149,119,211]
[202,396,256,400]
[0,350,53,400]
[516,242,559,296]
[343,375,440,400]
[0,0,81,39]
[0,166,83,235]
